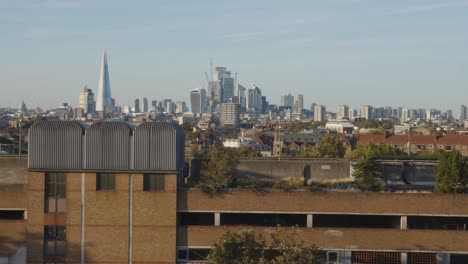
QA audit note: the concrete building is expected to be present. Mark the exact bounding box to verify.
[220,103,240,127]
[314,105,326,122]
[337,105,349,120]
[401,108,409,123]
[360,105,373,120]
[79,86,95,114]
[2,122,468,263]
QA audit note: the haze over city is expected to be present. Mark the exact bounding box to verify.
[1,0,468,111]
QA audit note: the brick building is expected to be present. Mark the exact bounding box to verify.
[355,134,468,156]
[1,121,468,263]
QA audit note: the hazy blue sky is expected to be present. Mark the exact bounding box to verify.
[1,0,467,112]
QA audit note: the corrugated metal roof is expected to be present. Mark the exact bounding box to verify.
[85,121,132,170]
[28,121,185,172]
[28,121,84,169]
[134,122,185,171]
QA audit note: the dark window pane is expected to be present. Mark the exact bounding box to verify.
[177,249,188,260]
[46,183,56,197]
[44,226,56,240]
[56,226,66,240]
[97,173,116,191]
[56,184,66,198]
[56,173,66,183]
[46,173,56,184]
[143,174,165,191]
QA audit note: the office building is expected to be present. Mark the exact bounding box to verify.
[220,103,240,127]
[143,97,148,113]
[95,51,113,117]
[175,101,186,114]
[295,94,303,115]
[134,99,140,113]
[237,84,247,111]
[190,89,207,115]
[280,94,294,108]
[461,105,467,126]
[246,84,262,113]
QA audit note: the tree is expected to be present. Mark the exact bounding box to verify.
[352,157,382,191]
[434,151,468,193]
[345,141,404,159]
[208,230,266,264]
[269,228,324,264]
[208,228,324,264]
[197,144,239,193]
[315,134,345,158]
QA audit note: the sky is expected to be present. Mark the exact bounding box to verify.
[1,0,467,113]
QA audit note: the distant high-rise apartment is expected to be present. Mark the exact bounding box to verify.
[134,98,140,113]
[143,97,149,113]
[295,94,304,115]
[337,105,349,119]
[79,86,95,114]
[401,108,409,123]
[314,105,326,122]
[360,105,373,120]
[151,100,157,110]
[348,108,356,119]
[190,89,207,115]
[460,105,467,126]
[220,103,240,127]
[280,94,294,108]
[96,51,113,117]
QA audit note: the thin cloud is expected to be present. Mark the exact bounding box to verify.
[397,0,468,13]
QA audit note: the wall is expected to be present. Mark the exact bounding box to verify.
[231,158,436,185]
[178,189,468,217]
[234,158,351,183]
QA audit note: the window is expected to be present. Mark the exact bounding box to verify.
[327,251,339,264]
[96,173,115,191]
[143,174,165,191]
[177,249,188,261]
[45,173,66,213]
[0,210,25,220]
[44,226,66,256]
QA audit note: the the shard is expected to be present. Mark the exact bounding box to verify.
[96,50,112,116]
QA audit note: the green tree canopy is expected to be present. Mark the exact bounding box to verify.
[434,151,468,193]
[298,134,345,158]
[208,228,324,264]
[352,157,383,191]
[346,141,405,159]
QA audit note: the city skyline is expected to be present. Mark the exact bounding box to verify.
[1,1,468,111]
